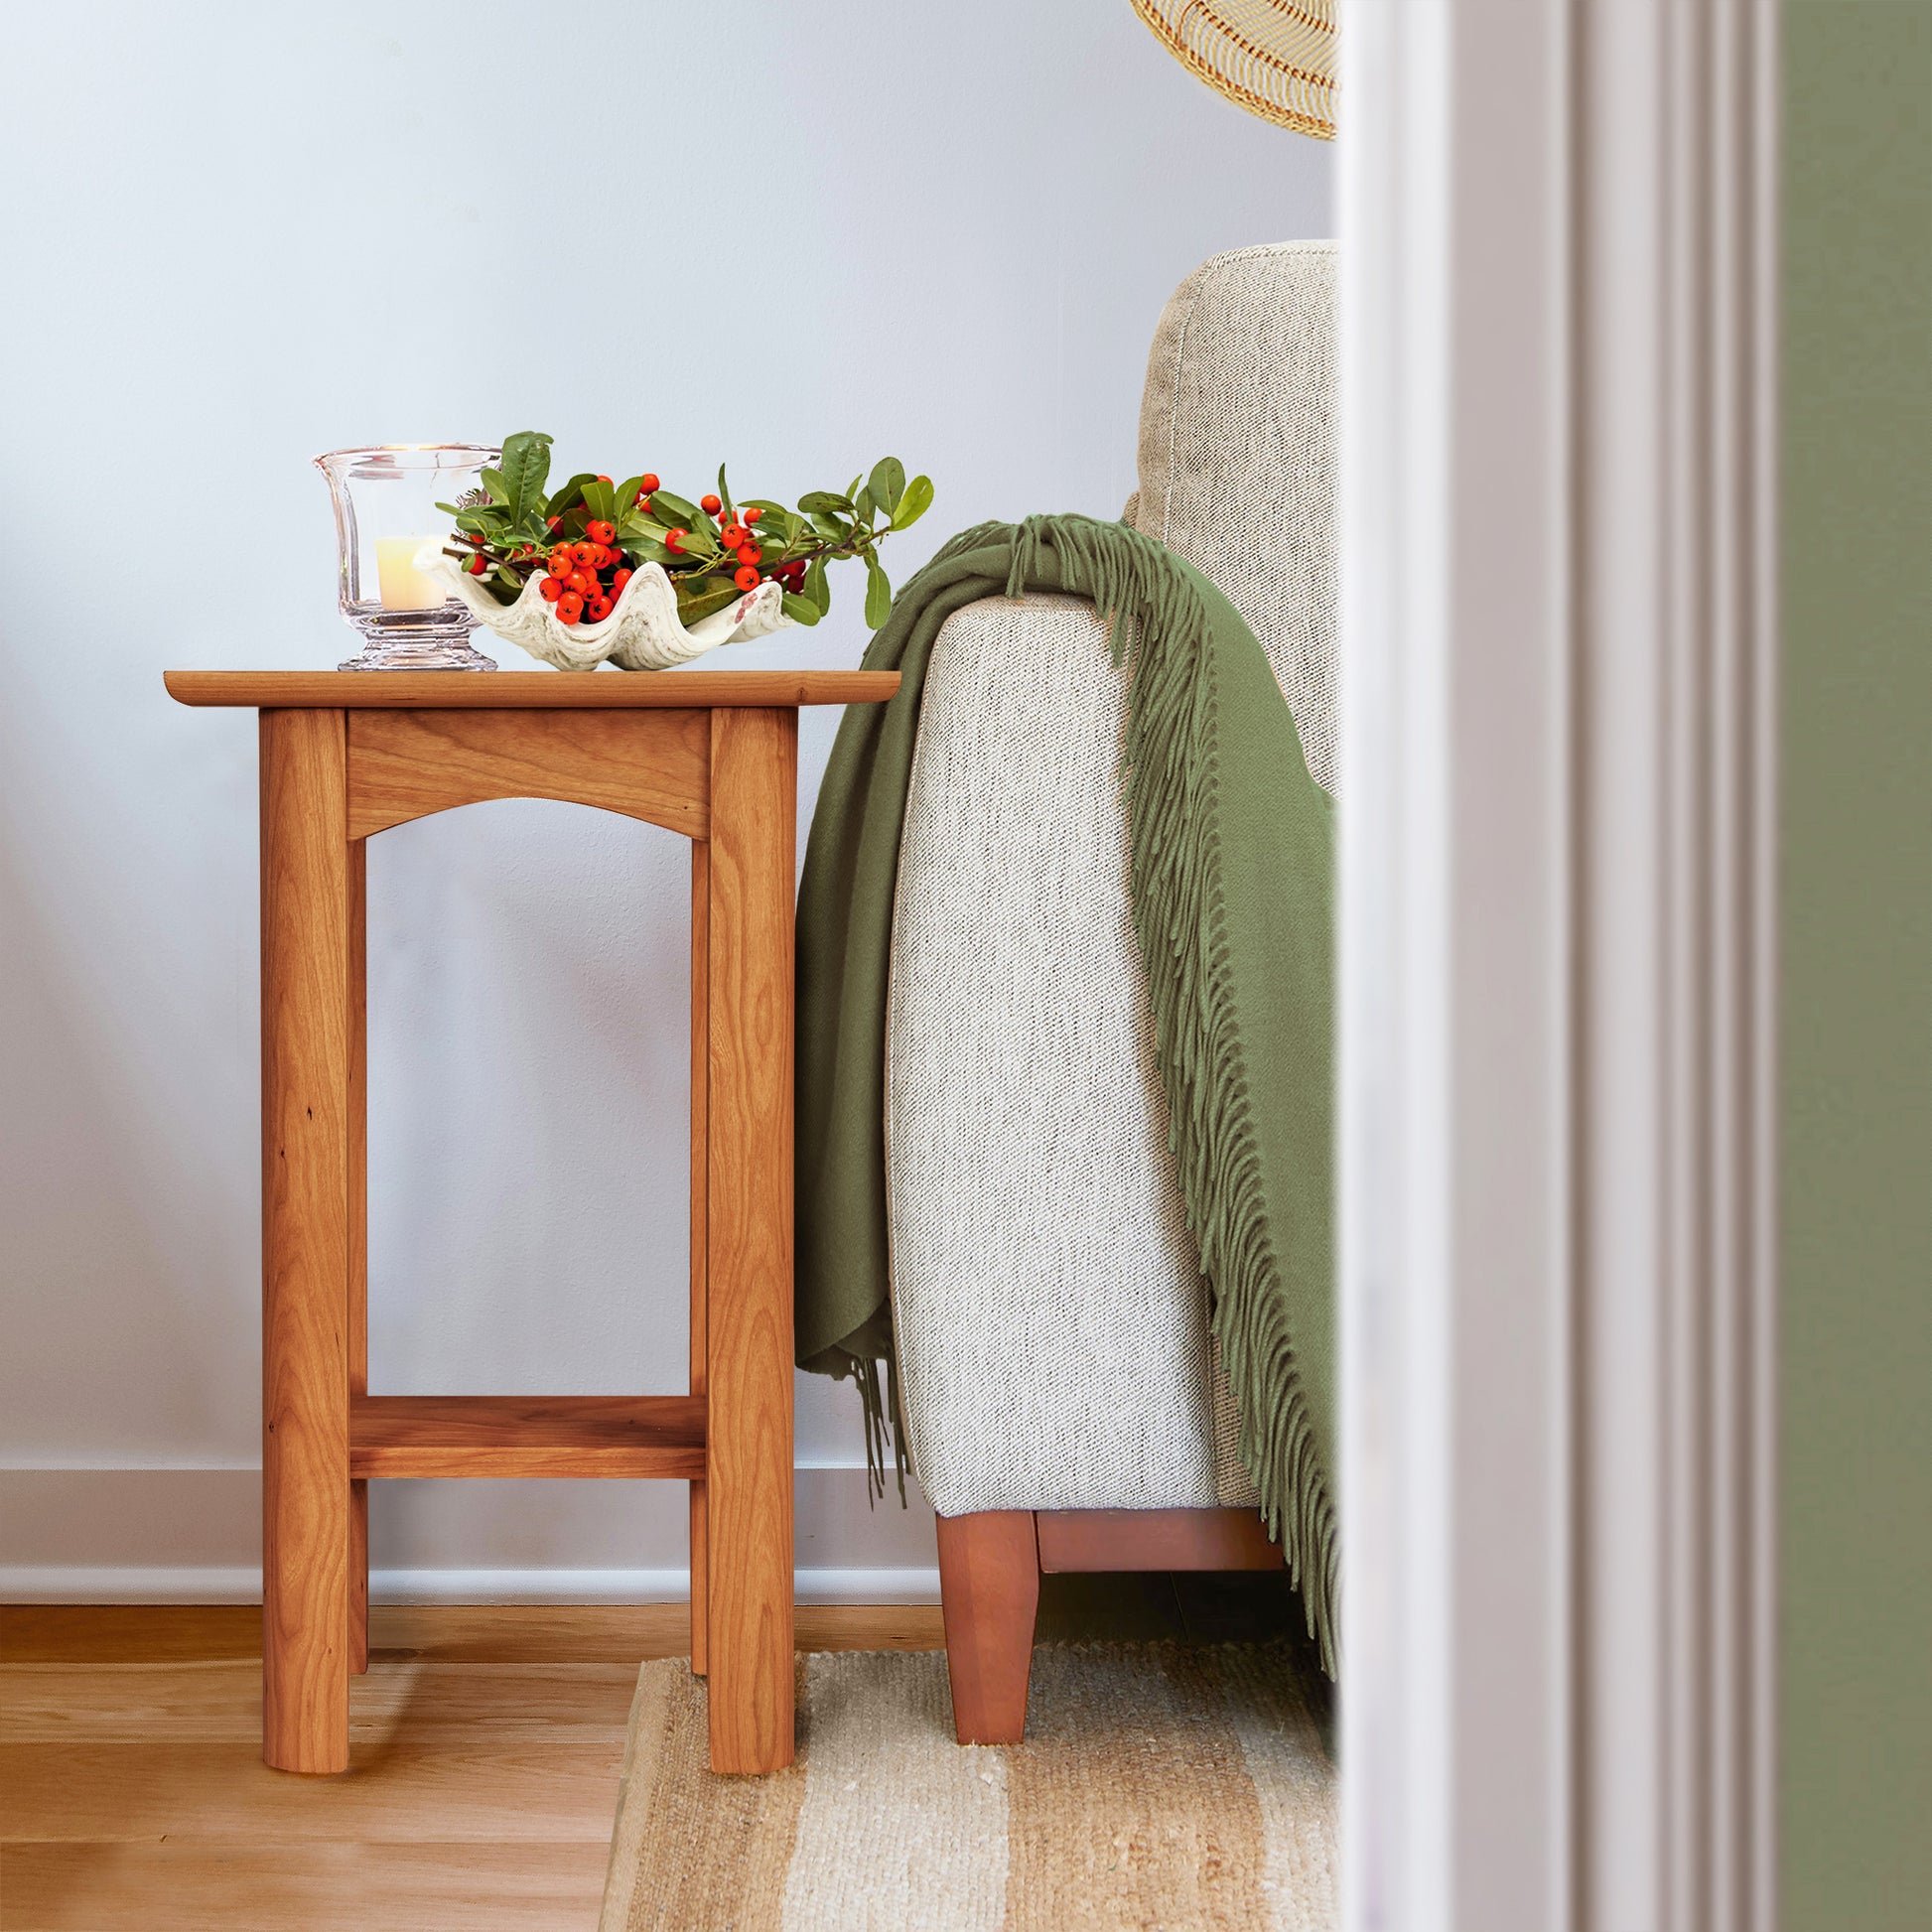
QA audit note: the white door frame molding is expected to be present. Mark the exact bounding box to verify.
[1338,6,1779,1931]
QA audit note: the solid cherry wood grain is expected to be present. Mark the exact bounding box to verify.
[1035,1506,1286,1573]
[193,674,890,1776]
[167,669,899,710]
[258,709,353,1775]
[346,840,368,1679]
[688,842,710,1680]
[934,1511,1040,1745]
[347,1396,705,1479]
[345,708,709,840]
[703,706,797,1773]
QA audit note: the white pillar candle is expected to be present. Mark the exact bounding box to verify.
[375,535,449,611]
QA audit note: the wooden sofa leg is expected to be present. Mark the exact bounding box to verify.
[935,1511,1039,1744]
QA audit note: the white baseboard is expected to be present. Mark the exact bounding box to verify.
[0,1464,939,1606]
[1,1564,941,1605]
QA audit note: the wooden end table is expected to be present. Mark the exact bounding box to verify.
[166,669,898,1776]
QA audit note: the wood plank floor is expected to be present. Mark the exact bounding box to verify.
[0,1580,1315,1930]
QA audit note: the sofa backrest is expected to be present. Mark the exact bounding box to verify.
[1128,240,1338,793]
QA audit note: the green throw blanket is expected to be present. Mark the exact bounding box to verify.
[794,514,1337,1671]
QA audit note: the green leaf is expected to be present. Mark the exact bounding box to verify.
[675,581,744,626]
[891,475,934,529]
[742,499,797,547]
[868,458,906,514]
[717,464,736,524]
[650,487,701,527]
[781,591,822,626]
[845,474,863,505]
[621,536,675,566]
[808,510,853,543]
[480,467,511,505]
[797,489,854,516]
[544,472,597,520]
[804,555,831,614]
[614,476,645,512]
[853,485,876,525]
[581,478,616,523]
[499,431,553,522]
[864,554,892,628]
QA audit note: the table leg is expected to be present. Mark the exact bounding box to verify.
[259,708,353,1774]
[347,837,369,1677]
[703,707,796,1773]
[689,839,709,1679]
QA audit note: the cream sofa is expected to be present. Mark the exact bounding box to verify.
[884,242,1338,1738]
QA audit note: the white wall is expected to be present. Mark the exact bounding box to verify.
[0,1,1330,1599]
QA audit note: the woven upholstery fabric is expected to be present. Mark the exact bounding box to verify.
[889,243,1337,1514]
[888,593,1222,1513]
[1132,241,1338,794]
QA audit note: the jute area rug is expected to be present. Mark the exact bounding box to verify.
[599,1641,1335,1932]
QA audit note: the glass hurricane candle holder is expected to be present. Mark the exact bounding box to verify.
[316,444,501,670]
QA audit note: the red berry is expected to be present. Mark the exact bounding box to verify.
[719,523,745,548]
[463,552,484,575]
[546,514,562,531]
[611,567,632,594]
[738,543,761,566]
[557,591,584,622]
[468,532,486,546]
[588,596,614,621]
[639,472,660,493]
[540,576,564,602]
[701,493,722,515]
[596,475,612,484]
[733,564,759,591]
[665,527,688,553]
[571,541,598,568]
[586,519,615,545]
[548,546,573,573]
[743,506,762,525]
[564,570,592,596]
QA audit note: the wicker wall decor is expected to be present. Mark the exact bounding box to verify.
[1130,0,1336,139]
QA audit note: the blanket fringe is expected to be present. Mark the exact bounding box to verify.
[1011,515,1339,1675]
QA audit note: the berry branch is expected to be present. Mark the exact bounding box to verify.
[436,431,933,633]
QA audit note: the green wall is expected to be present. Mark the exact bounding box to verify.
[1782,5,1932,1927]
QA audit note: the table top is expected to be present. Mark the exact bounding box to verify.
[165,669,900,709]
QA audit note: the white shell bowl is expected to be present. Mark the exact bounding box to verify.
[417,545,793,672]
